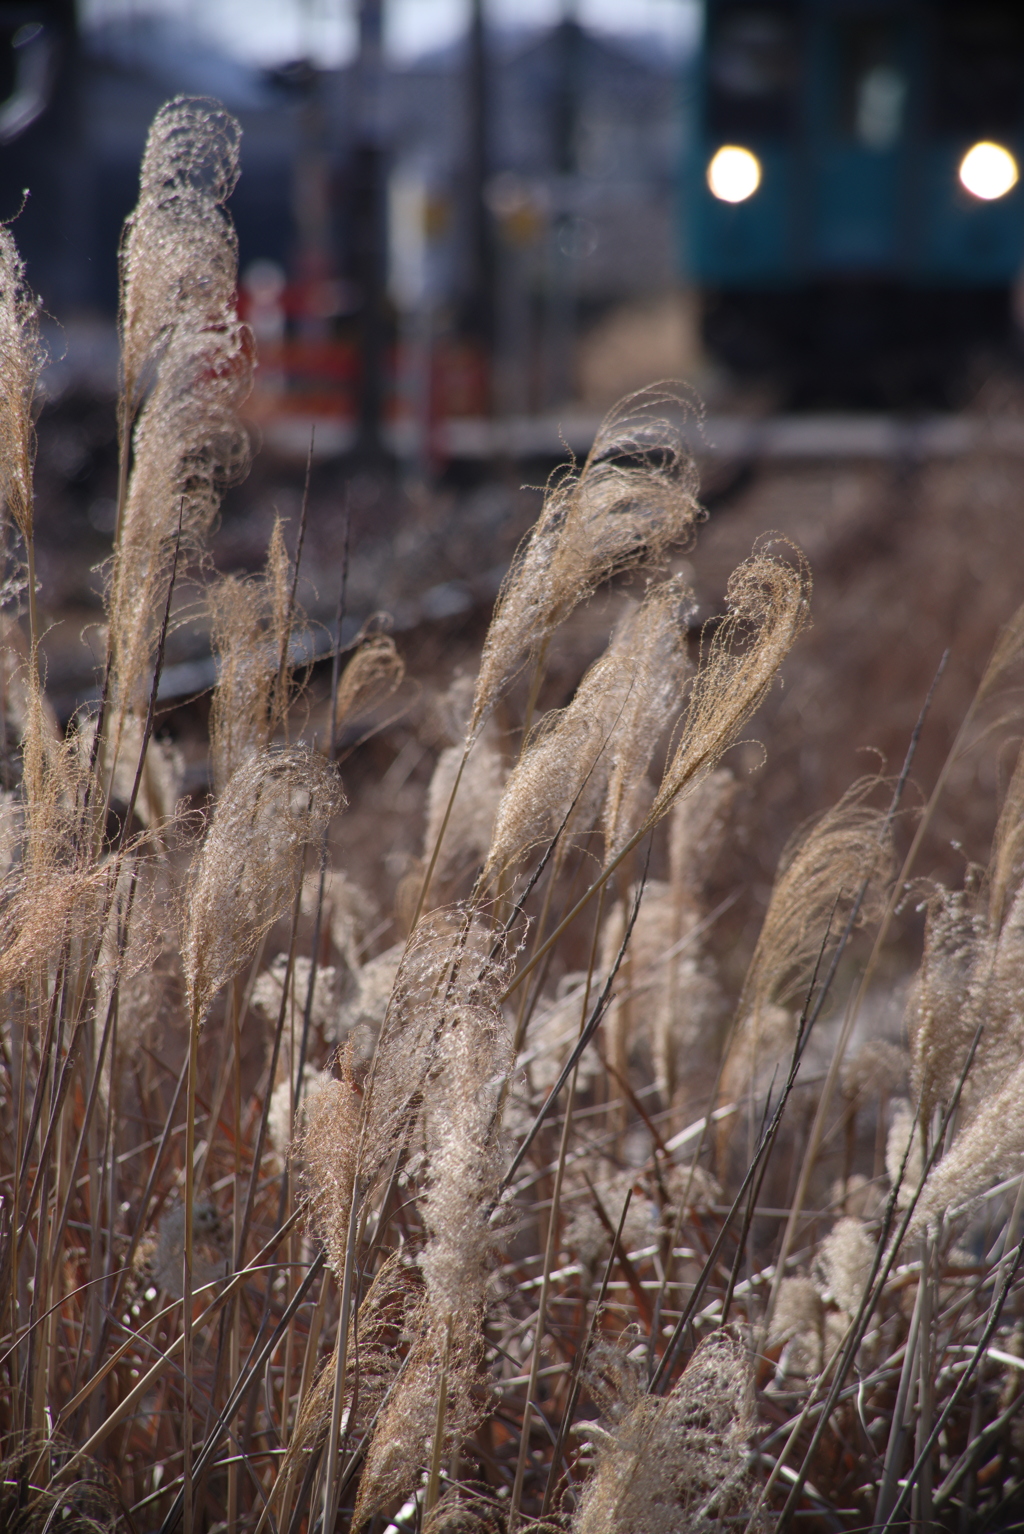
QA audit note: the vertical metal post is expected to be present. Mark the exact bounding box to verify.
[463,0,495,412]
[353,0,389,464]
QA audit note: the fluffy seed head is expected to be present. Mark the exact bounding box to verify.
[0,225,43,542]
[183,746,344,1022]
[646,543,810,834]
[573,1327,757,1534]
[469,391,701,736]
[110,96,253,721]
[816,1216,874,1315]
[333,633,405,732]
[208,521,290,793]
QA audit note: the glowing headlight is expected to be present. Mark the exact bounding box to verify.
[959,141,1018,201]
[707,145,762,203]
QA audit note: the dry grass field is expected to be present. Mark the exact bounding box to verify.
[6,96,1024,1534]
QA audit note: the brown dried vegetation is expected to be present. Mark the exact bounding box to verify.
[4,96,1024,1534]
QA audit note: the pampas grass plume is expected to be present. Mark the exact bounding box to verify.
[0,225,43,545]
[183,745,344,1022]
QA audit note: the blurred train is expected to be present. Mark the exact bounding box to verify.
[684,0,1024,400]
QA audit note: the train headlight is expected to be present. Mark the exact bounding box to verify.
[959,141,1019,201]
[707,146,761,203]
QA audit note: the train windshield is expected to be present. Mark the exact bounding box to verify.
[934,1,1024,137]
[836,18,907,151]
[707,4,799,137]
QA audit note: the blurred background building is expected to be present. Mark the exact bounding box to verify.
[0,0,698,463]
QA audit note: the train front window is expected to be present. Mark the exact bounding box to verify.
[934,2,1024,138]
[837,20,907,151]
[707,5,799,137]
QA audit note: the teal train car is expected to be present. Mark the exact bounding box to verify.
[683,1,1024,399]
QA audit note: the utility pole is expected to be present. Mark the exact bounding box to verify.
[545,0,582,406]
[352,0,389,464]
[463,0,495,412]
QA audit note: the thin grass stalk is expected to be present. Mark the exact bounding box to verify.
[502,862,648,1193]
[652,913,837,1393]
[773,1028,983,1527]
[54,1209,308,1448]
[510,885,607,1525]
[762,653,946,1338]
[293,528,350,1112]
[320,1183,365,1533]
[158,1252,328,1534]
[541,1188,633,1516]
[424,1317,453,1514]
[182,996,201,1534]
[510,1069,577,1530]
[228,978,242,1532]
[873,1245,926,1527]
[877,1236,1024,1534]
[267,1269,331,1534]
[912,1230,936,1530]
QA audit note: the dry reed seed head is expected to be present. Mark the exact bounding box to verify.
[523,970,608,1095]
[815,1216,875,1315]
[0,613,51,755]
[885,1098,924,1209]
[336,938,406,1060]
[981,881,1024,1075]
[977,597,1024,708]
[421,1489,507,1534]
[906,1056,1024,1240]
[423,735,505,895]
[353,1305,485,1530]
[362,914,513,1193]
[252,952,340,1034]
[746,776,892,1015]
[769,1276,823,1348]
[0,224,43,542]
[353,931,514,1524]
[989,739,1024,936]
[299,1041,363,1276]
[333,632,405,730]
[110,99,252,721]
[93,854,168,1096]
[581,1332,646,1421]
[563,1172,657,1274]
[207,548,287,794]
[300,863,378,973]
[720,1002,794,1112]
[0,789,21,877]
[182,746,344,1022]
[769,1276,824,1379]
[0,858,115,996]
[281,1252,422,1489]
[647,543,811,832]
[668,766,738,903]
[600,580,691,860]
[483,646,640,884]
[78,712,184,830]
[268,1060,332,1155]
[662,1161,721,1217]
[468,391,702,737]
[723,778,893,1101]
[841,1038,909,1102]
[416,967,514,1311]
[110,317,253,717]
[120,96,241,410]
[598,880,727,1106]
[572,1327,757,1534]
[908,886,985,1123]
[151,1199,229,1298]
